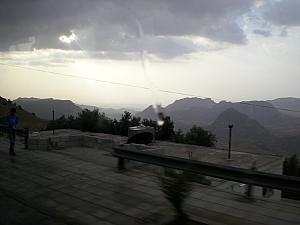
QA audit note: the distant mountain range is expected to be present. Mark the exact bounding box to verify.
[8,96,300,155]
[210,108,279,154]
[137,97,300,132]
[268,98,300,118]
[77,104,138,120]
[14,98,82,120]
[14,98,138,121]
[136,97,300,155]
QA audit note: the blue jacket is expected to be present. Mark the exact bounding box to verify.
[5,115,19,128]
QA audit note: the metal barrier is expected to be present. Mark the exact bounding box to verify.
[0,124,29,149]
[113,145,300,193]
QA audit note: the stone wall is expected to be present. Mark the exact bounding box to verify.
[28,133,125,151]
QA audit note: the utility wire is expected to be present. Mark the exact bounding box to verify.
[1,62,300,114]
[0,62,149,90]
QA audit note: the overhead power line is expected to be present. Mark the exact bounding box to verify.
[0,62,149,90]
[1,62,300,114]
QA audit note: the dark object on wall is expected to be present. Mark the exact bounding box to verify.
[127,126,155,145]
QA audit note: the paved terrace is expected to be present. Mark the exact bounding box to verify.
[0,134,300,225]
[29,129,284,197]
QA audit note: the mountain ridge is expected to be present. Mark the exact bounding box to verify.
[14,97,82,120]
[136,97,300,133]
[136,97,300,154]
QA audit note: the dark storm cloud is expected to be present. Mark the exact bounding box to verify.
[0,0,256,58]
[263,0,300,27]
[253,29,271,37]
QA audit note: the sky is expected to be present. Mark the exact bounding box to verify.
[0,0,300,109]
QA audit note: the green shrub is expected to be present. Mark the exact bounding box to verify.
[184,126,216,147]
[46,109,217,148]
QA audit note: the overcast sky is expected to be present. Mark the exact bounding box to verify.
[0,0,299,108]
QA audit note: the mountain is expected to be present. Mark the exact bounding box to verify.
[164,97,215,112]
[213,101,282,126]
[136,101,215,130]
[137,98,300,134]
[214,101,300,132]
[14,97,139,121]
[268,98,300,118]
[0,97,47,131]
[209,108,277,154]
[136,99,234,129]
[210,108,270,139]
[210,108,300,155]
[164,98,216,129]
[136,97,300,154]
[14,98,82,120]
[78,104,138,120]
[136,105,164,121]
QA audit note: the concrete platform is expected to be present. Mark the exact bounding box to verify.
[0,135,299,225]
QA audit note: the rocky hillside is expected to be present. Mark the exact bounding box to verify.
[268,98,300,118]
[14,97,82,120]
[209,108,278,154]
[137,97,300,134]
[137,97,300,155]
[0,97,48,131]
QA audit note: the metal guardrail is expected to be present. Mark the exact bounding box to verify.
[0,124,29,149]
[113,146,300,193]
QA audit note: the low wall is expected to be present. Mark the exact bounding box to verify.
[28,133,126,151]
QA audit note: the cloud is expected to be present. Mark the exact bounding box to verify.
[263,0,300,27]
[0,0,256,59]
[253,29,271,37]
[8,37,36,51]
[279,28,288,37]
[0,49,77,66]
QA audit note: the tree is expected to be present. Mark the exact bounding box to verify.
[141,118,157,127]
[174,130,185,143]
[45,108,218,150]
[111,119,120,135]
[46,115,68,130]
[66,115,79,130]
[77,109,100,132]
[184,125,216,147]
[130,116,141,127]
[157,116,175,141]
[55,115,68,129]
[282,154,300,200]
[283,154,299,176]
[119,111,133,136]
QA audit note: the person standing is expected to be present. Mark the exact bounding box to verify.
[5,108,19,156]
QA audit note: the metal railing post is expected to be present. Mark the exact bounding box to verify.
[228,124,233,159]
[118,158,125,170]
[52,110,55,135]
[24,127,29,149]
